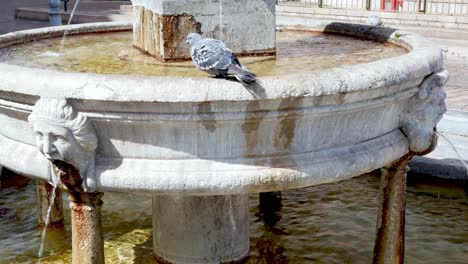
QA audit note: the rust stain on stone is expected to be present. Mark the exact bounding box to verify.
[274,97,302,150]
[335,93,346,104]
[133,6,201,61]
[241,101,266,156]
[197,102,216,133]
[133,6,274,62]
[160,14,201,60]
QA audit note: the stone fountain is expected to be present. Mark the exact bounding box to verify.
[0,0,448,263]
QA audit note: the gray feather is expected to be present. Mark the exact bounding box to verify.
[187,33,257,84]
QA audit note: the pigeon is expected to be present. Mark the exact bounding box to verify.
[186,33,257,85]
[367,15,383,27]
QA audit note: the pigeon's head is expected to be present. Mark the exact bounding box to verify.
[186,33,202,47]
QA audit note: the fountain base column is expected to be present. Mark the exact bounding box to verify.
[152,194,250,264]
[69,192,104,264]
[373,157,411,264]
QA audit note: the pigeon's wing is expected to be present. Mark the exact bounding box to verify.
[230,53,242,68]
[191,39,232,71]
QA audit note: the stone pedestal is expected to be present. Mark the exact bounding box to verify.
[69,192,105,264]
[373,157,410,264]
[152,194,250,264]
[132,0,276,61]
[37,180,64,227]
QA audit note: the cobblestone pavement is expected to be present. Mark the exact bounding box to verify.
[0,1,466,111]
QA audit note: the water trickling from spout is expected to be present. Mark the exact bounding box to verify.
[227,196,236,232]
[37,165,62,263]
[59,0,81,51]
[436,132,468,188]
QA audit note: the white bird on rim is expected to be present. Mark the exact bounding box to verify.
[186,33,257,85]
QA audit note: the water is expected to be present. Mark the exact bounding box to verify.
[436,132,468,174]
[0,31,407,77]
[37,180,59,263]
[436,131,468,189]
[59,0,81,51]
[0,173,467,263]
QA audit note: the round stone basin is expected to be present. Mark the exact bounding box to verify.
[0,21,444,195]
[0,30,406,77]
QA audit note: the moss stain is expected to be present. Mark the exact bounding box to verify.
[274,98,302,150]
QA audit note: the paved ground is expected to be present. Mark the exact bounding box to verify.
[0,0,48,34]
[0,0,467,111]
[434,38,468,111]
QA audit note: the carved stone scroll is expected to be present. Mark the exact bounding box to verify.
[28,97,98,192]
[400,69,449,154]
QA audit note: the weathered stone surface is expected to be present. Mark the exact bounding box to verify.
[0,22,447,195]
[153,194,249,264]
[133,6,201,61]
[28,97,98,192]
[400,69,449,153]
[131,0,276,61]
[0,19,449,264]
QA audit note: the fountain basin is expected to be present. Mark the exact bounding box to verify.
[0,21,445,195]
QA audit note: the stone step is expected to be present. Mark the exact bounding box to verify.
[15,7,131,23]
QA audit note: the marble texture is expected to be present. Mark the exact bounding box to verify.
[400,69,449,153]
[0,21,446,195]
[131,0,276,59]
[28,97,98,192]
[153,194,249,263]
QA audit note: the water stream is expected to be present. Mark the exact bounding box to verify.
[37,167,61,263]
[59,0,81,51]
[436,131,468,186]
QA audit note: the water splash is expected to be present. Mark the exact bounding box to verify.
[59,0,81,51]
[436,131,468,187]
[37,51,61,58]
[37,166,61,263]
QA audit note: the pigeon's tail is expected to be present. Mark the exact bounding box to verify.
[228,64,257,85]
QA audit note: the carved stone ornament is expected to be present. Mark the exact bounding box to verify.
[28,97,98,192]
[400,69,450,153]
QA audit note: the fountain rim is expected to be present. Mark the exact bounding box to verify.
[0,21,442,103]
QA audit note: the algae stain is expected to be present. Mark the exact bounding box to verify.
[274,97,302,150]
[241,101,266,156]
[197,102,216,133]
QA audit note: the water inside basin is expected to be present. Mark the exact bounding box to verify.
[0,30,407,77]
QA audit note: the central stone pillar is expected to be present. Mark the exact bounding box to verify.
[132,0,276,61]
[153,194,250,264]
